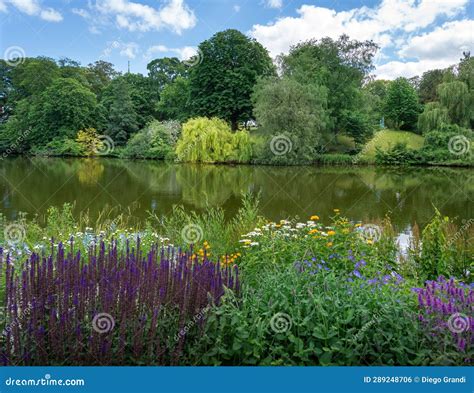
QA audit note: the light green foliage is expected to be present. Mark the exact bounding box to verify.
[176,117,252,163]
[417,102,450,134]
[76,128,102,156]
[384,78,421,131]
[437,81,471,127]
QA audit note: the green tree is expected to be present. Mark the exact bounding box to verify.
[437,81,470,127]
[28,78,97,146]
[384,78,421,130]
[280,35,378,135]
[147,57,187,92]
[418,69,445,104]
[86,60,120,96]
[417,102,450,134]
[189,29,275,130]
[106,78,138,145]
[156,77,191,122]
[252,77,328,163]
[11,57,59,99]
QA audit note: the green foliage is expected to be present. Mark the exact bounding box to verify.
[194,267,423,366]
[417,102,450,134]
[384,78,421,131]
[122,120,181,160]
[252,77,328,164]
[176,117,252,163]
[280,35,379,136]
[30,137,85,157]
[105,78,139,145]
[147,57,187,92]
[437,81,471,127]
[156,77,191,122]
[189,29,275,130]
[340,110,374,145]
[418,69,445,104]
[76,128,102,156]
[28,78,98,146]
[375,142,421,165]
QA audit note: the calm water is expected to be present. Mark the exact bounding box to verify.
[0,157,472,230]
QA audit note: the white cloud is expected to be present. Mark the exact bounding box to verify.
[398,19,473,61]
[250,0,470,79]
[266,0,282,9]
[375,59,457,80]
[101,40,140,59]
[233,5,240,13]
[3,0,63,21]
[145,44,197,61]
[40,7,62,22]
[82,0,196,34]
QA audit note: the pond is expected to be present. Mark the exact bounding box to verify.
[0,157,472,232]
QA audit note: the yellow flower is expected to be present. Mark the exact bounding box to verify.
[342,228,350,234]
[333,209,340,213]
[367,240,373,245]
[355,223,362,228]
[308,229,319,235]
[275,224,281,228]
[326,242,333,247]
[310,215,320,220]
[327,230,336,236]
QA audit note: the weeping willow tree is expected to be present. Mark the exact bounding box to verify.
[417,102,450,134]
[437,81,471,127]
[176,117,252,163]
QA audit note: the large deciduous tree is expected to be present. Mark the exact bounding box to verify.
[384,78,421,131]
[280,35,379,136]
[28,78,98,145]
[189,29,275,130]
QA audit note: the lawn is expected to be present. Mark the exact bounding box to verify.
[359,129,425,161]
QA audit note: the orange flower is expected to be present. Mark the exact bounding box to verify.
[327,230,336,236]
[310,215,320,220]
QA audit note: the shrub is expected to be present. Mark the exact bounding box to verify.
[0,240,239,365]
[176,117,252,163]
[194,265,424,366]
[76,128,103,156]
[122,120,181,160]
[30,137,85,157]
[374,142,422,165]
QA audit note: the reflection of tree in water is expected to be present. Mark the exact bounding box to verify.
[121,160,179,194]
[175,164,254,208]
[76,159,104,186]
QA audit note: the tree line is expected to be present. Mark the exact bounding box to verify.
[0,29,472,165]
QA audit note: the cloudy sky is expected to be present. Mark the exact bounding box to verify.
[1,0,472,79]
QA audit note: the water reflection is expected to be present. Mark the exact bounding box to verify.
[0,157,472,230]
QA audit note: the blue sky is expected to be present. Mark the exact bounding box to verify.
[1,0,473,79]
